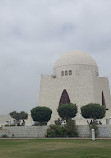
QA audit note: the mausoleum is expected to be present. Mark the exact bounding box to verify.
[38,51,111,125]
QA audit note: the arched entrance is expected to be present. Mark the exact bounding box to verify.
[102,91,106,107]
[59,89,70,105]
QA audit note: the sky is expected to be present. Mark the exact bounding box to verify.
[0,0,111,115]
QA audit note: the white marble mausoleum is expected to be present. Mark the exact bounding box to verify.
[38,50,111,125]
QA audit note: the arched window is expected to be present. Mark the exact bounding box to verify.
[59,89,70,105]
[61,71,64,76]
[65,70,68,76]
[69,70,72,75]
[102,91,106,107]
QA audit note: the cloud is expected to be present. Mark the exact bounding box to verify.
[0,0,111,114]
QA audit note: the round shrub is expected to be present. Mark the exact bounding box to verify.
[57,103,77,121]
[31,106,52,124]
[81,103,106,120]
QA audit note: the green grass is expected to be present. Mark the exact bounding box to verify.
[0,139,111,158]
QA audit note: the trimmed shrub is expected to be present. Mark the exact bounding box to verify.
[31,106,52,124]
[81,103,106,120]
[57,103,77,121]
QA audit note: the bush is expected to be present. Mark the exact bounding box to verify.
[65,120,78,137]
[46,119,78,138]
[31,106,52,124]
[81,103,106,120]
[12,134,15,138]
[54,119,61,125]
[2,134,8,138]
[57,103,77,121]
[46,124,67,137]
[5,125,15,127]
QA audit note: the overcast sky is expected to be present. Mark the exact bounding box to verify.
[0,0,111,115]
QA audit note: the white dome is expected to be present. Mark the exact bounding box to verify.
[55,50,97,68]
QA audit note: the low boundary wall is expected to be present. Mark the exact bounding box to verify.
[77,125,111,138]
[0,125,111,138]
[0,126,48,138]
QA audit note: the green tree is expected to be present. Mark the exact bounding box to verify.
[31,106,52,125]
[19,111,28,125]
[57,103,77,121]
[19,111,28,120]
[10,111,28,126]
[81,103,106,120]
[10,111,20,121]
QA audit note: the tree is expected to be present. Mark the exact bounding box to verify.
[19,111,28,126]
[81,103,106,120]
[57,103,77,121]
[10,111,20,121]
[31,106,52,125]
[10,111,28,126]
[19,111,28,120]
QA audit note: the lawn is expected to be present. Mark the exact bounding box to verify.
[0,139,111,158]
